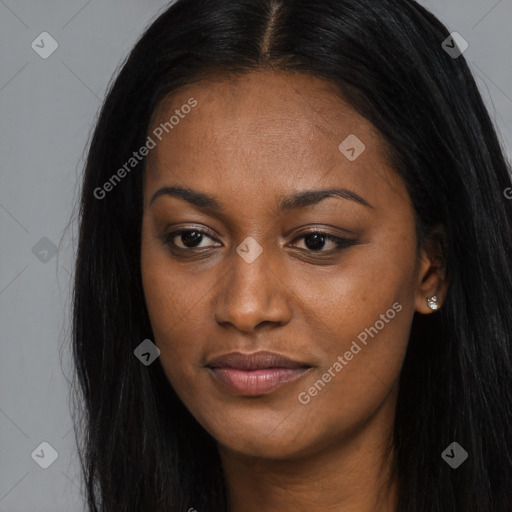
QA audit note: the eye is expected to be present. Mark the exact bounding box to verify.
[289,231,355,253]
[162,228,220,250]
[161,228,356,254]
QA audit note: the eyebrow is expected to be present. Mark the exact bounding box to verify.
[149,185,374,211]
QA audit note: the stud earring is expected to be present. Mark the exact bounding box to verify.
[427,294,440,310]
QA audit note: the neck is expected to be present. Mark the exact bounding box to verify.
[218,390,399,512]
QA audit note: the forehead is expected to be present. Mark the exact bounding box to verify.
[143,69,402,209]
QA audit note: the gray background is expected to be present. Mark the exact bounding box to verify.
[1,1,511,510]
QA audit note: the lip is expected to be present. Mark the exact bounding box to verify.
[206,351,312,396]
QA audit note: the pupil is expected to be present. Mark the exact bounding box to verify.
[305,233,326,251]
[182,231,202,247]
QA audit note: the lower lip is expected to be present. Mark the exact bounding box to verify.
[208,367,311,395]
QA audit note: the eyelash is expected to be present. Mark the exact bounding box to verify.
[161,228,355,254]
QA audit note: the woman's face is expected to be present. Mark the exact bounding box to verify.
[141,70,439,460]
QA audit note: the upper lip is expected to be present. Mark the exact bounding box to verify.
[206,350,311,370]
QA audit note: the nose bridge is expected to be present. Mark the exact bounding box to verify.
[213,237,290,331]
[233,236,273,292]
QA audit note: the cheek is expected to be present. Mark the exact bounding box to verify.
[294,232,416,422]
[141,225,191,361]
[300,227,416,337]
[140,225,221,394]
[291,281,412,452]
[140,250,217,434]
[141,268,206,403]
[140,214,207,330]
[293,309,410,456]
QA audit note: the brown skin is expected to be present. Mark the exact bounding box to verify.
[140,69,447,512]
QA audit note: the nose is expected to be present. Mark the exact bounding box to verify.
[213,244,292,333]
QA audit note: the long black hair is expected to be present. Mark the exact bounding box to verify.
[70,0,512,510]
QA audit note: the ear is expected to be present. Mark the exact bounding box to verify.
[414,225,448,314]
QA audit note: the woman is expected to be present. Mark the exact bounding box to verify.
[71,0,512,510]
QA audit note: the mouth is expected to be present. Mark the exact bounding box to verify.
[206,351,313,396]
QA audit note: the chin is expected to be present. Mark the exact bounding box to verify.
[199,407,319,460]
[218,433,307,460]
